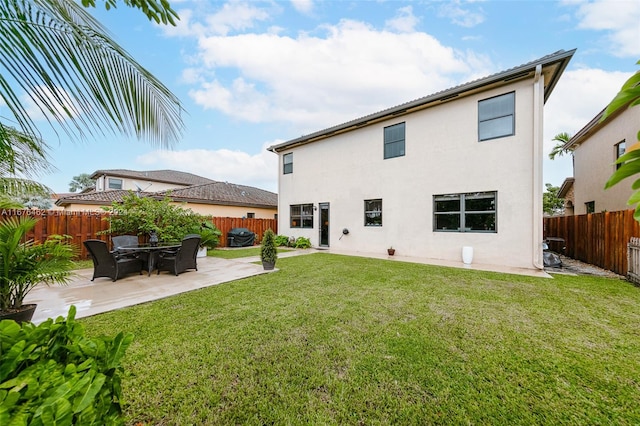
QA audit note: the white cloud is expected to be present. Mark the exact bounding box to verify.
[385,6,419,33]
[290,0,314,15]
[572,0,640,57]
[543,67,631,186]
[136,142,279,192]
[186,18,491,133]
[438,1,485,28]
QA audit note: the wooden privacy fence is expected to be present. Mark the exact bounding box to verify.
[0,209,277,259]
[544,209,640,276]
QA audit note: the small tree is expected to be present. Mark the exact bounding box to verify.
[260,229,277,268]
[102,192,219,242]
[543,183,564,216]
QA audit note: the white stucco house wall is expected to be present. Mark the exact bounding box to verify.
[562,105,639,215]
[268,50,575,272]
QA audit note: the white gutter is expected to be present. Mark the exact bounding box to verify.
[532,64,544,269]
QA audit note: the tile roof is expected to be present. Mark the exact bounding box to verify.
[89,169,216,186]
[154,182,277,208]
[55,190,155,206]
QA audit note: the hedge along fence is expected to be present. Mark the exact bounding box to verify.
[0,209,277,259]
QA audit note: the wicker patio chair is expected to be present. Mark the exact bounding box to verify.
[112,234,147,262]
[156,235,201,276]
[84,239,144,282]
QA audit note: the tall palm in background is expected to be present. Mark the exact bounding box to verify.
[548,132,573,160]
[0,0,184,202]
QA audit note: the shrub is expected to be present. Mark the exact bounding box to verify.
[260,229,277,264]
[0,306,132,424]
[274,235,290,247]
[294,237,312,249]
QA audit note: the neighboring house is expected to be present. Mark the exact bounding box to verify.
[268,49,575,271]
[55,169,278,219]
[561,105,639,215]
[558,177,575,216]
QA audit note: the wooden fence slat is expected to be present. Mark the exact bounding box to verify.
[544,209,638,276]
[0,210,277,260]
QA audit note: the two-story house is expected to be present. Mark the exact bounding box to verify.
[268,49,575,271]
[560,105,639,215]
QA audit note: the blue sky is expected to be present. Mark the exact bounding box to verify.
[33,0,640,193]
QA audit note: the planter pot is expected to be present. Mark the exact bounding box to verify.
[262,261,276,270]
[197,247,207,258]
[387,248,396,256]
[0,303,37,324]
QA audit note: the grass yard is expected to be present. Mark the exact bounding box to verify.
[81,253,640,425]
[207,246,293,259]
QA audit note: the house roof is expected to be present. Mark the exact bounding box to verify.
[154,182,278,209]
[55,183,278,209]
[558,177,575,199]
[89,169,216,186]
[268,49,576,153]
[55,190,156,207]
[562,103,633,151]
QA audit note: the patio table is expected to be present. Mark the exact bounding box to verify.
[119,242,181,276]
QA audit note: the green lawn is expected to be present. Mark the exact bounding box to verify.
[207,246,293,259]
[80,253,640,425]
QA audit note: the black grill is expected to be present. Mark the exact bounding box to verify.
[227,228,256,247]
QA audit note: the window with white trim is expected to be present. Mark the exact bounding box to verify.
[434,191,497,232]
[283,153,293,174]
[108,178,123,189]
[478,92,515,141]
[290,204,313,228]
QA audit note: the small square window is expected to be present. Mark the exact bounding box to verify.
[283,153,293,174]
[247,212,255,218]
[364,199,382,226]
[585,201,595,214]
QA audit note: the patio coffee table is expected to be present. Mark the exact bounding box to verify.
[119,242,182,276]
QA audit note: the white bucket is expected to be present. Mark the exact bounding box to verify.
[462,246,473,265]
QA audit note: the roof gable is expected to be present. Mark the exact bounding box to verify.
[89,169,216,186]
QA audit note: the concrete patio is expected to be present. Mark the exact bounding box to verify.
[25,255,274,325]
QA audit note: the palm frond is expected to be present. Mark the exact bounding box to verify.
[0,0,184,147]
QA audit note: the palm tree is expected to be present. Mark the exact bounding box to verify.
[0,0,184,198]
[69,173,95,192]
[548,132,573,160]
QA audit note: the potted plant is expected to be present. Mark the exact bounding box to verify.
[260,229,277,270]
[0,216,76,323]
[190,221,222,258]
[387,246,396,256]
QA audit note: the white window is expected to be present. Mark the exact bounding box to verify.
[434,191,497,232]
[108,178,123,189]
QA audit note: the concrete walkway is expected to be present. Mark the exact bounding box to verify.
[25,248,548,325]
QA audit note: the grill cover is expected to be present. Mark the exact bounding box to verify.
[227,228,256,247]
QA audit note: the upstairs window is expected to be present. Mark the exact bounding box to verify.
[478,92,515,141]
[384,122,405,159]
[364,199,382,226]
[434,191,497,232]
[616,140,626,170]
[290,204,313,228]
[108,178,123,189]
[283,153,293,174]
[585,201,595,214]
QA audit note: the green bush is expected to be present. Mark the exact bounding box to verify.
[0,306,132,425]
[101,192,220,243]
[294,237,312,249]
[260,229,277,264]
[274,235,290,247]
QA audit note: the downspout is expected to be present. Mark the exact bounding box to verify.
[532,64,544,269]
